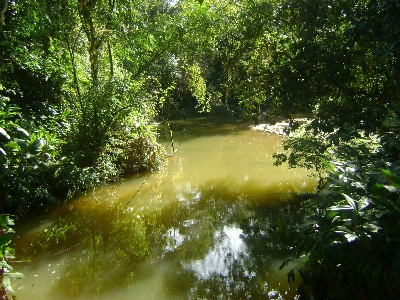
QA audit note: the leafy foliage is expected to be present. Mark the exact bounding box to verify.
[0,93,65,214]
[0,215,23,299]
[284,152,400,299]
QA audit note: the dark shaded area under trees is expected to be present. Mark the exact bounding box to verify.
[1,0,400,299]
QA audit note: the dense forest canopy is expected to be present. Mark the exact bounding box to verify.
[1,0,400,298]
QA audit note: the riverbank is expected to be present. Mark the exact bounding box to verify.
[251,118,309,135]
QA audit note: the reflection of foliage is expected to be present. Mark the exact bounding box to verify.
[144,178,307,299]
[16,177,310,298]
[43,218,76,245]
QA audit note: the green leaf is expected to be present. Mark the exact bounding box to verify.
[379,169,400,190]
[292,219,318,231]
[2,275,16,295]
[327,205,354,211]
[28,139,44,154]
[0,126,10,142]
[6,141,20,150]
[316,189,336,203]
[5,272,24,279]
[383,185,398,193]
[371,195,400,211]
[0,234,13,247]
[362,223,381,233]
[0,259,13,270]
[0,215,14,227]
[321,158,336,174]
[326,211,339,220]
[334,226,354,234]
[342,193,356,210]
[15,127,30,138]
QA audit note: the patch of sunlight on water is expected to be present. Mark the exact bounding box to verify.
[183,226,247,279]
[13,119,316,299]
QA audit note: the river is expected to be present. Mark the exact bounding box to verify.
[13,118,316,299]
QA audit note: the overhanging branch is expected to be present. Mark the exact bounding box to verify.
[1,0,8,26]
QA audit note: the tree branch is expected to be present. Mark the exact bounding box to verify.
[1,0,8,26]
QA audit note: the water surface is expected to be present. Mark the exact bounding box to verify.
[13,118,315,299]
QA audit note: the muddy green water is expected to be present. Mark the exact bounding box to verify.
[13,118,315,299]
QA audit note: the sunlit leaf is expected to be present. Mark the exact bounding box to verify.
[2,275,16,295]
[6,141,20,151]
[0,215,14,227]
[5,272,25,279]
[0,127,10,142]
[293,219,319,231]
[371,196,400,211]
[0,259,13,270]
[379,169,400,190]
[327,205,353,211]
[362,223,381,233]
[326,211,339,220]
[342,194,356,210]
[344,232,358,242]
[321,158,336,174]
[15,127,30,138]
[383,185,398,193]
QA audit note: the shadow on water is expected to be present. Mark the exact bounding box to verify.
[155,117,252,144]
[13,120,314,299]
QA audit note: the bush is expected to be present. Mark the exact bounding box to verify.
[282,136,400,299]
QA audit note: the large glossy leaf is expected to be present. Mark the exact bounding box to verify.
[14,127,30,138]
[293,219,318,230]
[0,259,13,270]
[371,195,400,211]
[327,204,354,211]
[0,126,10,142]
[0,147,6,157]
[326,211,339,220]
[0,215,14,227]
[343,193,356,210]
[2,275,16,295]
[5,272,24,279]
[28,139,44,154]
[371,183,387,195]
[379,169,400,190]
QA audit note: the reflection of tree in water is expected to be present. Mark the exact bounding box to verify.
[16,177,304,298]
[152,177,304,299]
